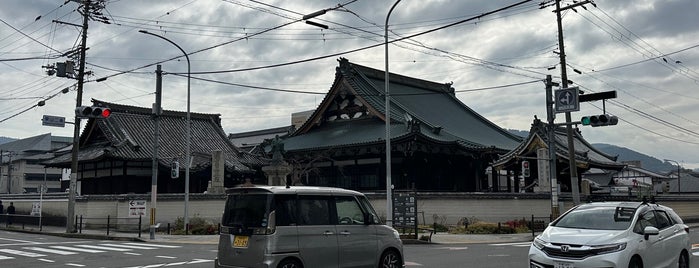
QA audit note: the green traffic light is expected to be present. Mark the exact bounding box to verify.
[581,116,591,125]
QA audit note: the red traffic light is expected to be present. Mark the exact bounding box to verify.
[75,106,111,119]
[98,108,111,118]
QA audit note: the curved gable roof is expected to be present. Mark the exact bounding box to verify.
[286,58,521,152]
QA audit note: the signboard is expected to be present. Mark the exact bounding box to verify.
[393,191,417,230]
[128,200,147,217]
[42,115,66,127]
[31,202,42,216]
[554,87,580,113]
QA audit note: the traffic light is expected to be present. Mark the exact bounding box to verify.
[521,160,530,178]
[75,106,111,119]
[171,161,180,179]
[580,114,618,127]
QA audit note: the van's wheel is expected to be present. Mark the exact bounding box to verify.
[678,251,689,268]
[278,259,303,268]
[628,256,643,268]
[379,250,402,268]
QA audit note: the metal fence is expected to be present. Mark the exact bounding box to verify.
[75,215,144,237]
[0,214,66,231]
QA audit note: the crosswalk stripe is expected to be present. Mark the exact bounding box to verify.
[75,245,132,252]
[99,243,159,250]
[124,243,181,248]
[0,255,15,260]
[50,246,105,253]
[0,249,47,257]
[490,242,532,246]
[24,247,78,255]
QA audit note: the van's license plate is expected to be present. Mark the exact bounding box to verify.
[554,262,573,268]
[232,235,249,248]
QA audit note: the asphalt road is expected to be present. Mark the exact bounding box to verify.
[0,230,216,268]
[0,229,697,268]
[404,230,699,268]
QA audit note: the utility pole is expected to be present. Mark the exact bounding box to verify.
[150,65,162,240]
[66,0,91,234]
[65,0,109,233]
[545,75,560,218]
[553,0,595,205]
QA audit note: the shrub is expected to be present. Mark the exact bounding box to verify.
[171,215,218,235]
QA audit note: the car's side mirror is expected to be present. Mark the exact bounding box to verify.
[363,213,378,225]
[643,226,659,240]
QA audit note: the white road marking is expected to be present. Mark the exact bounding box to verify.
[124,243,181,248]
[0,237,39,244]
[142,264,166,268]
[490,242,532,247]
[0,248,47,257]
[124,252,142,256]
[75,245,132,251]
[488,254,510,257]
[163,262,187,266]
[188,259,213,264]
[0,255,15,260]
[100,243,159,250]
[50,246,105,253]
[438,246,469,250]
[24,247,78,255]
[404,261,423,266]
[66,263,86,267]
[38,258,55,263]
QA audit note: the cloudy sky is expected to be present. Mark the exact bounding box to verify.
[1,0,698,169]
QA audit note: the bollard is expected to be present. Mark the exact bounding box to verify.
[78,215,83,234]
[138,215,142,238]
[107,215,111,236]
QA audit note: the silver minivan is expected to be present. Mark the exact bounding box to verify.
[215,186,404,268]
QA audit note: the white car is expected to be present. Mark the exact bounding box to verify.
[529,201,691,268]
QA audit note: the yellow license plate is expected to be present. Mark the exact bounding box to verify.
[233,235,249,248]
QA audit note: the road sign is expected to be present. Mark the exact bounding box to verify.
[579,90,617,102]
[128,200,147,217]
[554,87,580,113]
[42,115,66,127]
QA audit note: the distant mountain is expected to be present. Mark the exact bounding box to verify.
[0,136,16,145]
[592,143,677,174]
[505,130,679,174]
[506,129,529,138]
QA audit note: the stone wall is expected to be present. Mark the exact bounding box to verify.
[3,193,698,228]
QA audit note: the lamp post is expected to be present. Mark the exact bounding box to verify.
[139,30,192,234]
[664,159,681,194]
[385,0,401,227]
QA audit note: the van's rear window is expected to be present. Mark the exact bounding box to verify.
[222,193,271,228]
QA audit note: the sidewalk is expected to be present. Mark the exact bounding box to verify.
[1,224,534,245]
[7,223,696,245]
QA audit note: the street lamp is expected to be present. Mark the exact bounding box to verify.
[385,0,402,227]
[139,30,192,234]
[664,159,681,194]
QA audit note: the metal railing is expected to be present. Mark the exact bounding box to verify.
[75,215,144,237]
[0,214,66,231]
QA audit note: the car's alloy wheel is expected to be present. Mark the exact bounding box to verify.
[628,256,643,268]
[278,259,303,268]
[678,252,689,268]
[379,250,401,268]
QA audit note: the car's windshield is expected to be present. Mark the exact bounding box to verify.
[221,193,271,228]
[554,205,636,230]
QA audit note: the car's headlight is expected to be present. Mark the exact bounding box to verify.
[591,242,626,255]
[532,237,547,250]
[392,228,401,240]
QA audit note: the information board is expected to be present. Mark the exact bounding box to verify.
[392,191,417,230]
